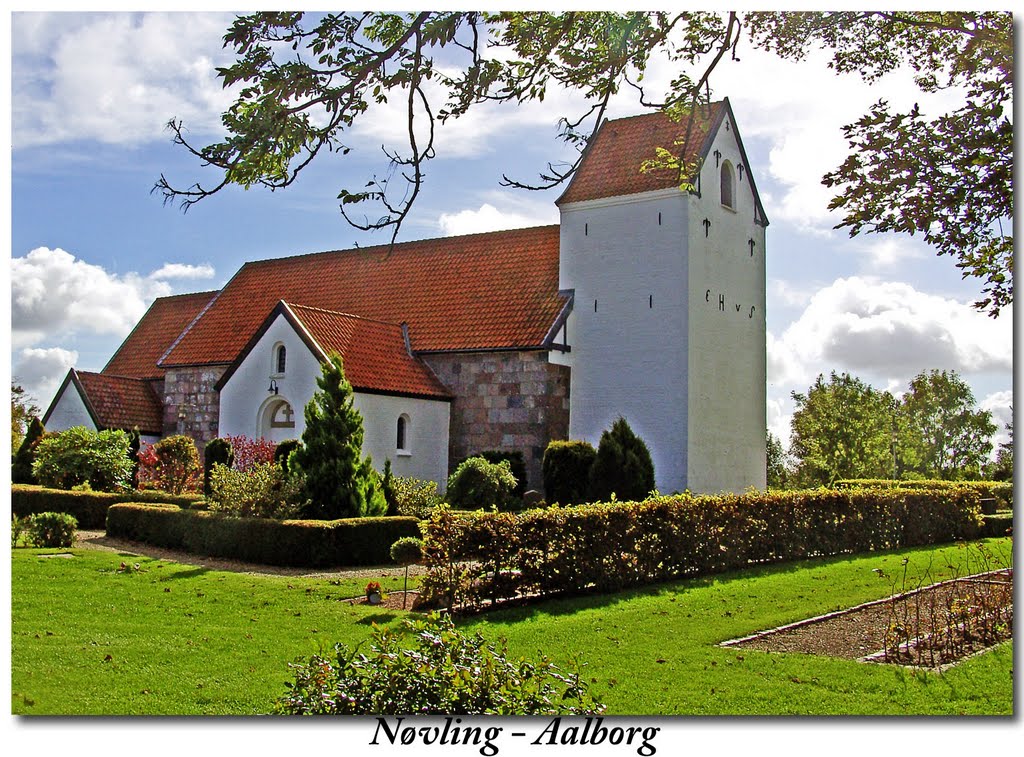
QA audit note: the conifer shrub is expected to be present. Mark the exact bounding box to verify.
[542,440,597,505]
[32,427,133,492]
[12,417,46,485]
[25,511,78,548]
[382,459,398,515]
[446,457,518,511]
[276,613,603,715]
[273,439,300,474]
[203,437,234,496]
[292,353,387,519]
[588,417,655,503]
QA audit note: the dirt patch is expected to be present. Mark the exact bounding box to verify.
[722,569,1012,669]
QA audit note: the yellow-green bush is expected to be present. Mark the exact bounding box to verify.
[835,479,1012,510]
[419,487,983,611]
[106,503,421,567]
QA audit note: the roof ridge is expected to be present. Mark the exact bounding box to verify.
[284,301,406,330]
[241,223,560,268]
[602,101,724,126]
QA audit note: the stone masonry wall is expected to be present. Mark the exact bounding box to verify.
[162,365,228,452]
[422,350,570,492]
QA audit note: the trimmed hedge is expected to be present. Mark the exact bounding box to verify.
[419,487,984,611]
[981,511,1013,538]
[836,479,1013,510]
[105,504,421,568]
[11,485,204,530]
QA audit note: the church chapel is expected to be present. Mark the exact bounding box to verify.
[43,99,768,494]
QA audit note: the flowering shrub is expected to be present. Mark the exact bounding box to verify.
[223,435,277,472]
[137,435,202,494]
[276,613,603,715]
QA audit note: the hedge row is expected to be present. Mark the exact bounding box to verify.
[11,484,204,529]
[418,487,984,611]
[105,504,421,567]
[835,479,1013,510]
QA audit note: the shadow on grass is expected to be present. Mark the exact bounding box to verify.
[460,541,978,625]
[157,566,211,580]
[356,612,400,626]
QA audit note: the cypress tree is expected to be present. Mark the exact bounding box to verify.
[12,416,45,485]
[588,417,656,503]
[292,353,387,519]
[204,437,235,496]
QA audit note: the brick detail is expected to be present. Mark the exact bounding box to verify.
[422,351,570,491]
[162,365,227,451]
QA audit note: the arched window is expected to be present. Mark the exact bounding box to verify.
[397,414,410,453]
[721,161,735,209]
[275,344,287,374]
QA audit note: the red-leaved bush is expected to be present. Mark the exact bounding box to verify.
[223,435,277,472]
[137,435,201,494]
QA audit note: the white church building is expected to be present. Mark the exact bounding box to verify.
[44,98,768,495]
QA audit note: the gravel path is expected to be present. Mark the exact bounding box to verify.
[73,529,428,581]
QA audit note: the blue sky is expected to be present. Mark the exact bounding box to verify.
[7,10,1014,452]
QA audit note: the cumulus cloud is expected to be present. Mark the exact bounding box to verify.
[438,203,555,237]
[14,347,80,406]
[981,390,1014,447]
[768,276,1013,391]
[12,12,236,148]
[10,247,214,348]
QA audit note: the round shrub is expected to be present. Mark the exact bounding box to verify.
[32,427,133,492]
[459,450,528,500]
[207,462,304,519]
[276,613,604,715]
[446,457,518,511]
[203,437,234,496]
[542,439,597,505]
[588,417,655,503]
[148,435,202,494]
[26,511,78,548]
[390,536,424,565]
[388,476,443,519]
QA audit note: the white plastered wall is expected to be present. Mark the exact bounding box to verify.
[685,112,767,492]
[218,313,451,489]
[557,189,691,495]
[45,382,98,433]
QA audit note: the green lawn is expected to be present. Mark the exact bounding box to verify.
[11,539,1012,715]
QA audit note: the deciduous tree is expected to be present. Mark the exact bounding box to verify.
[159,11,1012,312]
[789,372,896,487]
[899,369,996,480]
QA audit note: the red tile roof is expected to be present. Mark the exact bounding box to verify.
[161,225,564,367]
[74,370,164,435]
[104,291,217,379]
[557,102,725,205]
[286,303,451,400]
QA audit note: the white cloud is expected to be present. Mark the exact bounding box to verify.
[150,263,216,280]
[10,247,213,349]
[12,12,236,148]
[14,347,80,407]
[438,203,555,237]
[769,276,1013,391]
[981,390,1014,448]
